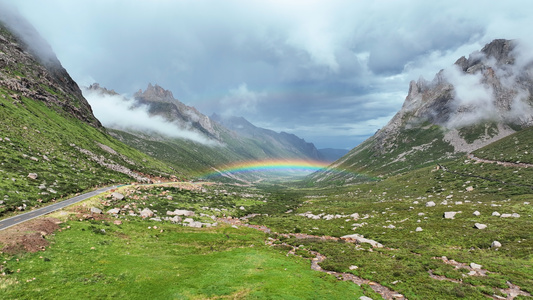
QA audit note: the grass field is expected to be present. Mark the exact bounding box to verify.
[0,217,364,299]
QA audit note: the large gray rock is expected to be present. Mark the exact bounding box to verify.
[491,241,502,248]
[444,211,459,219]
[140,208,154,218]
[341,234,383,248]
[90,207,102,214]
[111,192,125,200]
[470,262,482,270]
[107,208,120,215]
[168,216,182,223]
[426,201,436,207]
[27,173,38,180]
[474,223,487,229]
[168,209,195,217]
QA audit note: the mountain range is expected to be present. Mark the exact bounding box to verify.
[84,82,342,183]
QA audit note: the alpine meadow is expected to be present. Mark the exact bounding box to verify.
[1,2,533,300]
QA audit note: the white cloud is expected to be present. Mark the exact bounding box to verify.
[219,83,265,117]
[82,88,217,145]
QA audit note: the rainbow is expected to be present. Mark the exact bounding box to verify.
[200,159,330,179]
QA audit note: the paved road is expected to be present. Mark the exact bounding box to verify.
[0,185,118,231]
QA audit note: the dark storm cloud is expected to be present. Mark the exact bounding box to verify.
[7,0,533,149]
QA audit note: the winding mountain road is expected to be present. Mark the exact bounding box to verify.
[0,185,118,231]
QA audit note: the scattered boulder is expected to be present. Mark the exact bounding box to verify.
[168,216,182,223]
[512,213,520,218]
[444,211,459,219]
[113,220,122,225]
[90,207,102,214]
[341,234,383,248]
[350,213,360,219]
[415,227,423,232]
[188,221,203,228]
[111,192,125,200]
[107,208,120,215]
[466,186,474,192]
[500,213,512,218]
[474,223,487,229]
[140,208,154,218]
[426,201,436,207]
[470,262,482,270]
[349,265,358,270]
[168,209,195,217]
[492,211,501,216]
[491,241,502,248]
[473,211,481,216]
[27,173,38,180]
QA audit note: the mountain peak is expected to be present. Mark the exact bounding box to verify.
[134,83,175,102]
[455,39,515,73]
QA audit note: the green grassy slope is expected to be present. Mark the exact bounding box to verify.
[473,125,533,164]
[0,89,174,217]
[309,122,457,186]
[110,124,318,182]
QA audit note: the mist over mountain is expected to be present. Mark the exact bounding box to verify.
[311,38,533,184]
[0,5,100,127]
[83,83,217,145]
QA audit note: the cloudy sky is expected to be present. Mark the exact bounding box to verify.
[4,0,533,149]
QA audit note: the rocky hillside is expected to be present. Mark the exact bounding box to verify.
[310,39,533,184]
[0,11,100,127]
[0,12,174,216]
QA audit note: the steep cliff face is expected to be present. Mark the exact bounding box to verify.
[0,12,101,127]
[310,39,533,184]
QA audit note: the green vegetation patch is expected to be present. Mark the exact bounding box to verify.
[0,219,364,299]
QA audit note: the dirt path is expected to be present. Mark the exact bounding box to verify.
[468,154,533,168]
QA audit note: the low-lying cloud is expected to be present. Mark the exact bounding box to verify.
[442,41,533,128]
[82,88,217,146]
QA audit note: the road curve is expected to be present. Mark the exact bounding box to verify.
[0,185,118,231]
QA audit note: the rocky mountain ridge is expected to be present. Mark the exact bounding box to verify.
[311,39,533,184]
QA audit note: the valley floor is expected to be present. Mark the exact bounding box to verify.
[1,158,533,299]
